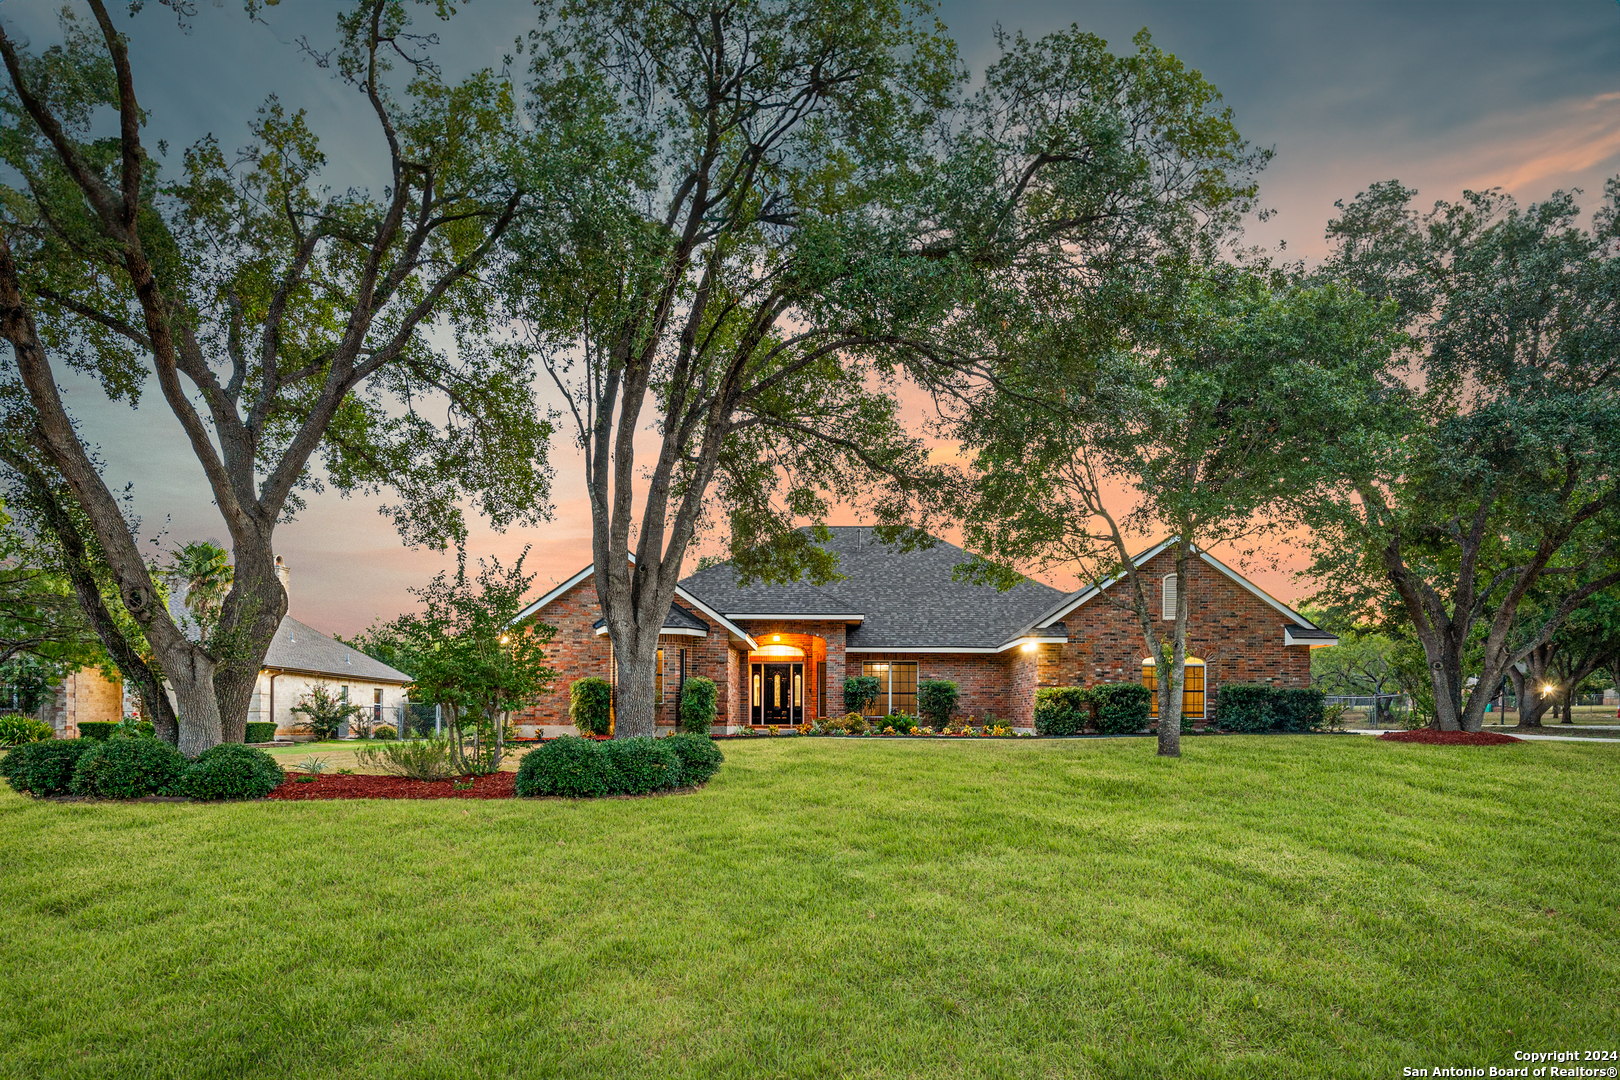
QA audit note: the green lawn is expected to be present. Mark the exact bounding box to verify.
[2,737,1616,1079]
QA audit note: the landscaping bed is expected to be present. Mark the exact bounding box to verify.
[1378,729,1522,745]
[267,771,517,800]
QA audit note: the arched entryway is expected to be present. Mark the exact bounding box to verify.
[745,632,829,726]
[1142,656,1205,719]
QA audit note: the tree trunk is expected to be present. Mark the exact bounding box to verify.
[212,540,288,744]
[1156,543,1192,758]
[166,648,223,759]
[610,629,661,739]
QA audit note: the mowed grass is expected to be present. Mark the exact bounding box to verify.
[1,737,1615,1079]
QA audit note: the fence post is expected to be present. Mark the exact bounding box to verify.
[434,704,442,736]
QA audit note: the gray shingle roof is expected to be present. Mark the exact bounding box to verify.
[679,527,1066,649]
[1282,625,1336,641]
[263,616,412,683]
[594,601,708,633]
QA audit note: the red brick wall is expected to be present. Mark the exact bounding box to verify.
[1054,549,1311,719]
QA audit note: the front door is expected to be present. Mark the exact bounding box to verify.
[763,663,796,725]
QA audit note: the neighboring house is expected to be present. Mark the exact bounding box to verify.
[46,557,411,740]
[510,527,1337,734]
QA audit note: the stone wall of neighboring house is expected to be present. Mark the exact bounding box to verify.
[1054,548,1312,720]
[251,671,410,740]
[46,666,125,737]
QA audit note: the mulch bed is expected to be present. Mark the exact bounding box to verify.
[268,771,517,800]
[1378,729,1522,745]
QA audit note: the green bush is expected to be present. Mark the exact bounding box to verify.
[1091,683,1152,735]
[1215,683,1274,733]
[884,713,919,734]
[69,738,188,799]
[181,744,285,800]
[0,715,55,746]
[1274,687,1326,732]
[0,738,97,796]
[515,735,622,797]
[842,675,881,714]
[663,733,723,786]
[356,738,453,780]
[602,736,682,795]
[678,676,717,734]
[1033,687,1092,736]
[77,721,119,741]
[569,677,613,736]
[244,721,278,743]
[917,680,959,727]
[372,724,397,740]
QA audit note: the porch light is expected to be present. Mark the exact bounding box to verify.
[772,635,780,642]
[1022,641,1038,652]
[499,633,510,645]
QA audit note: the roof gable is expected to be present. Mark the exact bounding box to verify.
[514,561,757,649]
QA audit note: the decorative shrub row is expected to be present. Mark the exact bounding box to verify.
[1033,684,1152,735]
[514,733,723,798]
[569,677,613,736]
[0,738,284,800]
[1214,685,1326,733]
[76,721,120,741]
[0,714,54,746]
[244,721,278,743]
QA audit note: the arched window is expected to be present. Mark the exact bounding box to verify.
[1142,656,1205,719]
[1161,573,1178,620]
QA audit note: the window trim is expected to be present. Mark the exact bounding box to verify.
[1161,573,1178,621]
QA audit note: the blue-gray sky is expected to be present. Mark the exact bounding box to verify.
[5,1,1620,632]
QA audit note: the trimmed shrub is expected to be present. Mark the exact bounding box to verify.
[602,736,682,795]
[1034,687,1092,736]
[1274,687,1326,732]
[0,738,97,796]
[917,680,960,728]
[1092,683,1152,735]
[0,715,55,746]
[515,735,622,798]
[77,721,119,741]
[569,677,613,736]
[678,676,717,734]
[842,675,881,714]
[244,721,278,743]
[1215,683,1274,733]
[181,744,285,800]
[69,738,188,799]
[664,732,724,786]
[371,725,398,740]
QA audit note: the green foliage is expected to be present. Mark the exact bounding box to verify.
[76,721,118,741]
[0,737,95,796]
[663,733,723,787]
[1275,688,1326,732]
[69,738,187,799]
[355,739,453,781]
[678,677,717,734]
[161,541,233,647]
[917,681,959,727]
[0,715,54,746]
[883,714,919,734]
[843,676,881,714]
[180,745,284,801]
[1215,684,1274,734]
[244,722,278,744]
[570,678,613,737]
[1034,687,1092,736]
[601,737,682,796]
[291,684,362,742]
[514,735,621,798]
[1091,684,1152,735]
[372,725,397,741]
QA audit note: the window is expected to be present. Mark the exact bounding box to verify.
[1142,657,1205,719]
[1161,573,1178,621]
[655,648,664,703]
[816,661,827,717]
[752,670,761,708]
[861,661,919,716]
[794,671,802,708]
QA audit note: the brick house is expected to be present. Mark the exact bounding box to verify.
[510,527,1336,734]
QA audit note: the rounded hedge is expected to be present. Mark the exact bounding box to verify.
[602,736,681,795]
[0,738,98,796]
[76,721,119,742]
[569,677,613,736]
[678,676,717,734]
[244,721,278,743]
[181,744,285,800]
[1092,683,1152,735]
[515,735,622,797]
[1034,687,1091,736]
[69,737,188,799]
[917,680,959,727]
[663,733,723,786]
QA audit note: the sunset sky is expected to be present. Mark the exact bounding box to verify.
[6,0,1620,634]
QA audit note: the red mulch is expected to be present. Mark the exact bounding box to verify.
[1378,729,1522,745]
[267,771,517,800]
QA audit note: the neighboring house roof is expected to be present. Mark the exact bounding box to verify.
[262,616,412,684]
[680,526,1069,651]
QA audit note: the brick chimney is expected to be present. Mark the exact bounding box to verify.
[274,555,290,595]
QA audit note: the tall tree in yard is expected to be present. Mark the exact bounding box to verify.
[1307,181,1620,732]
[0,3,553,755]
[957,265,1402,755]
[503,5,1270,737]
